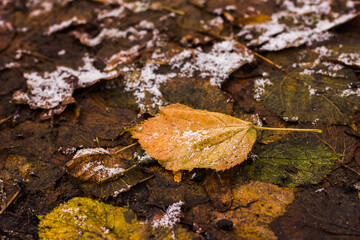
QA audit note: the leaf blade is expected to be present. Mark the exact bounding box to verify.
[131,104,256,171]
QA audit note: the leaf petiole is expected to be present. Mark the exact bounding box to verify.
[252,125,322,133]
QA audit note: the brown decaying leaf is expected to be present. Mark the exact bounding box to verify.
[65,145,135,183]
[131,103,257,171]
[214,181,294,240]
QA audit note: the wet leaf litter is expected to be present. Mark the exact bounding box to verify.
[1,0,360,240]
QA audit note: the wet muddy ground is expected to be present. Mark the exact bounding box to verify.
[0,1,359,239]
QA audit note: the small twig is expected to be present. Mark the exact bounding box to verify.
[191,49,196,65]
[161,6,185,15]
[343,165,360,176]
[0,116,11,125]
[146,61,168,65]
[0,188,21,215]
[253,52,292,76]
[23,51,54,62]
[112,142,138,155]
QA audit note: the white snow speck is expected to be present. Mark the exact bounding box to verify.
[45,16,86,35]
[58,49,66,56]
[152,201,184,229]
[73,148,110,159]
[254,78,272,101]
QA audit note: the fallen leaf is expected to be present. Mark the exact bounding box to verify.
[12,54,118,118]
[45,16,86,36]
[186,181,294,240]
[205,0,277,19]
[1,154,30,211]
[77,94,138,140]
[314,44,360,69]
[66,145,151,197]
[254,63,360,125]
[79,167,151,198]
[38,197,151,239]
[65,148,126,183]
[247,138,340,187]
[131,103,257,171]
[238,0,358,51]
[271,170,360,239]
[0,19,13,52]
[38,196,199,239]
[217,181,295,240]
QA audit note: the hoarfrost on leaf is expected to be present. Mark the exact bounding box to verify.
[131,104,257,171]
[238,0,358,51]
[117,40,253,112]
[13,54,117,111]
[152,201,184,229]
[45,16,86,35]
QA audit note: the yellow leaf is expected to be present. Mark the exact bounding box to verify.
[215,181,294,240]
[131,103,257,171]
[38,197,150,240]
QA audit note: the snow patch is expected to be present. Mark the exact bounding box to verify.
[45,16,86,35]
[152,201,184,229]
[79,161,125,182]
[238,0,357,51]
[254,78,272,101]
[73,148,110,159]
[120,40,253,111]
[13,55,117,109]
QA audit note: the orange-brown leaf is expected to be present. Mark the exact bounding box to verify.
[131,104,257,171]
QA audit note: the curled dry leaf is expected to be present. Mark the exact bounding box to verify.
[65,146,151,197]
[65,147,124,183]
[131,103,257,171]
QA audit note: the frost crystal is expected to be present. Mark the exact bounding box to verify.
[80,161,125,182]
[152,201,184,229]
[124,63,177,111]
[337,53,360,67]
[13,55,117,109]
[134,151,153,163]
[45,16,86,35]
[238,0,357,51]
[254,78,272,101]
[73,148,110,159]
[122,40,253,111]
[170,40,254,86]
[195,40,255,86]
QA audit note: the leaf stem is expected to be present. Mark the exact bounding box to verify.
[253,126,322,133]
